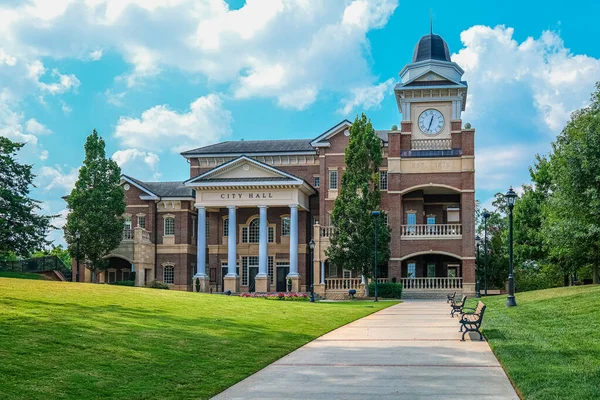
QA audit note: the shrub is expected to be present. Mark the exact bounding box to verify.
[367,282,402,299]
[109,280,135,286]
[391,276,397,283]
[238,292,309,301]
[146,280,170,290]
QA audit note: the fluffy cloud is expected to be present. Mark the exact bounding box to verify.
[38,165,80,193]
[338,78,395,115]
[114,94,233,153]
[0,0,398,110]
[25,118,52,135]
[454,26,600,135]
[112,149,161,180]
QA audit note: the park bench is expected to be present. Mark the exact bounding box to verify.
[450,295,467,317]
[446,291,456,304]
[459,301,486,341]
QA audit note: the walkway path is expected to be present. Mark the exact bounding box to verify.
[213,300,519,399]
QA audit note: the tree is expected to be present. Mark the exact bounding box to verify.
[0,137,54,258]
[547,83,600,284]
[326,114,391,295]
[31,244,72,269]
[64,130,125,281]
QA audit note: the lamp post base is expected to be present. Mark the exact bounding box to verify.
[506,295,517,307]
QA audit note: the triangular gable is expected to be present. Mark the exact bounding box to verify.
[185,156,304,186]
[310,119,352,148]
[120,174,158,198]
[399,68,464,88]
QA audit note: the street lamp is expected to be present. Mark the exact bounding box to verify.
[371,210,381,302]
[475,235,481,298]
[482,211,491,296]
[309,239,316,303]
[75,230,81,283]
[505,187,518,307]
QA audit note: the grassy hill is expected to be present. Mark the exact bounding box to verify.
[478,285,600,400]
[0,271,45,280]
[0,278,394,399]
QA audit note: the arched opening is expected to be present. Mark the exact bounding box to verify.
[401,252,462,290]
[105,256,134,284]
[401,186,462,238]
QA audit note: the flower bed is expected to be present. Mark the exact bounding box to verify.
[239,292,310,301]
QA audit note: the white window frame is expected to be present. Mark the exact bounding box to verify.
[379,170,388,190]
[137,215,146,229]
[124,216,132,230]
[163,265,174,284]
[281,217,291,236]
[164,217,175,236]
[329,170,338,190]
[314,176,320,188]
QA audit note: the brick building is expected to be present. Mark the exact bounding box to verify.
[78,32,476,297]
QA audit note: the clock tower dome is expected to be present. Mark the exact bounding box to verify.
[395,32,468,146]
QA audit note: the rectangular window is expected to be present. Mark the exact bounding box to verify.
[268,227,274,243]
[137,215,145,229]
[427,216,435,224]
[447,208,460,223]
[383,213,389,226]
[223,218,229,237]
[282,217,290,236]
[314,176,320,187]
[205,220,209,239]
[329,170,338,190]
[328,264,337,278]
[164,217,175,235]
[427,263,436,277]
[124,217,132,230]
[343,269,352,278]
[163,265,174,284]
[427,216,436,234]
[407,213,417,225]
[268,257,274,285]
[448,266,458,278]
[379,170,388,190]
[407,262,416,278]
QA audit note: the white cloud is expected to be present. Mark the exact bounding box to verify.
[105,89,126,106]
[60,100,72,115]
[26,118,52,135]
[39,165,80,193]
[454,25,600,135]
[88,49,103,61]
[39,149,49,161]
[0,0,398,109]
[112,149,161,180]
[338,78,395,115]
[114,94,233,153]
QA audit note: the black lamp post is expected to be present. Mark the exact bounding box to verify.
[75,230,81,283]
[505,187,518,307]
[309,239,316,303]
[371,210,380,302]
[475,235,481,298]
[482,211,490,296]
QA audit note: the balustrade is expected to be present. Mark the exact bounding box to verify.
[401,224,461,237]
[411,138,452,150]
[400,277,463,290]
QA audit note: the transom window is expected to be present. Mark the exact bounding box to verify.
[164,217,175,235]
[163,265,174,284]
[282,217,290,236]
[329,170,338,190]
[137,215,145,229]
[379,170,388,190]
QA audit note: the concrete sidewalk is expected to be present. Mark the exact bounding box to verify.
[213,300,519,399]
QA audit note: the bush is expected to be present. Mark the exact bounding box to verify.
[146,280,170,290]
[515,265,561,292]
[238,292,309,301]
[109,280,135,286]
[368,282,402,299]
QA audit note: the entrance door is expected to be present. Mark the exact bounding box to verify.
[276,266,290,292]
[248,266,259,292]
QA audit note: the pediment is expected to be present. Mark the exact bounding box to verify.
[310,119,352,148]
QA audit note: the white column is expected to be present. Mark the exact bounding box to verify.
[194,206,207,277]
[257,205,268,277]
[227,206,238,277]
[320,261,325,284]
[288,204,299,277]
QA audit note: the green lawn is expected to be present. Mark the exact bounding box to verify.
[475,285,600,400]
[0,279,394,399]
[0,271,45,280]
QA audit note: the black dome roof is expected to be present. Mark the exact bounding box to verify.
[412,34,451,62]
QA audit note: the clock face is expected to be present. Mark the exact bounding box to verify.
[418,109,445,135]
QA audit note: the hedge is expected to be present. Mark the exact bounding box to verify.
[367,282,402,299]
[109,280,135,286]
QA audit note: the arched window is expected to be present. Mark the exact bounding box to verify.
[281,217,291,236]
[164,217,175,235]
[163,265,174,284]
[242,217,274,243]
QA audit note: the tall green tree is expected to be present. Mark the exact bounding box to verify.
[0,137,53,258]
[64,130,125,281]
[326,114,391,295]
[547,83,600,284]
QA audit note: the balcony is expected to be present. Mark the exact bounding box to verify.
[122,228,152,243]
[401,224,462,239]
[411,138,451,150]
[401,277,463,290]
[326,277,389,291]
[320,226,334,238]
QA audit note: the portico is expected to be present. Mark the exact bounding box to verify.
[185,156,316,293]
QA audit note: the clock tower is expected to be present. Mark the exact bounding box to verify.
[394,33,467,147]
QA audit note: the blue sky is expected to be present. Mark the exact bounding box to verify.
[1,0,600,246]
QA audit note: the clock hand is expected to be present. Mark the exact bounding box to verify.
[427,116,434,133]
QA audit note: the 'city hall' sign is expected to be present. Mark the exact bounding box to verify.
[221,192,274,200]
